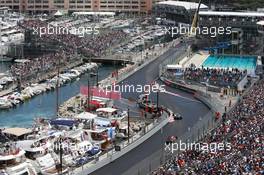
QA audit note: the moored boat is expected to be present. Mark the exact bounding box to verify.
[0,143,37,175]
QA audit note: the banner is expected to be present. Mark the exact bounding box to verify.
[80,86,121,100]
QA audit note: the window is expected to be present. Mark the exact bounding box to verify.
[54,0,64,3]
[55,5,64,8]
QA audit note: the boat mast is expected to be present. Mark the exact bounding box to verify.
[87,69,90,112]
[0,25,2,64]
[56,49,62,115]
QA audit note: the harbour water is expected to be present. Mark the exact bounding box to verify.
[0,63,117,127]
[0,62,12,73]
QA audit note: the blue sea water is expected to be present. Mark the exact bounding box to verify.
[0,64,117,128]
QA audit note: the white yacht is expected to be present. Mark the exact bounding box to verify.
[0,56,13,62]
[0,98,13,109]
[0,144,37,175]
[0,12,25,48]
[96,107,128,125]
[16,136,69,175]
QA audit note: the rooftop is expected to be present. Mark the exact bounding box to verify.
[72,12,115,16]
[157,1,208,10]
[3,127,32,137]
[199,11,264,17]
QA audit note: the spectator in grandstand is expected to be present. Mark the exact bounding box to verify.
[152,79,264,175]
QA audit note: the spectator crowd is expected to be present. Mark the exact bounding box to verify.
[152,79,264,174]
[165,67,247,88]
[12,19,127,81]
[20,19,126,57]
[10,51,70,80]
[184,68,246,88]
[183,67,247,88]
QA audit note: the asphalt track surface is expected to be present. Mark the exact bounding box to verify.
[91,45,210,175]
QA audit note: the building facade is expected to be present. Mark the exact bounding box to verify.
[0,0,153,14]
[153,1,208,24]
[198,11,264,54]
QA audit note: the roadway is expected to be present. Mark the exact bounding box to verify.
[91,44,210,175]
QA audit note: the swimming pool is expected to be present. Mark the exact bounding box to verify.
[202,55,257,71]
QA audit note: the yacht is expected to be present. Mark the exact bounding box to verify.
[96,107,128,125]
[16,136,69,175]
[83,128,113,151]
[0,98,13,109]
[1,29,24,44]
[0,143,37,175]
[0,13,25,46]
[0,56,13,62]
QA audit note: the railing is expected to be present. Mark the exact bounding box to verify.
[72,112,169,175]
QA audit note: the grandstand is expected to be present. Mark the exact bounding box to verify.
[198,11,264,54]
[153,1,208,24]
[153,79,264,174]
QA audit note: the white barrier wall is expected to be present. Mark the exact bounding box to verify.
[74,115,169,175]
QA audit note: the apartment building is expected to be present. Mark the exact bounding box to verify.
[0,0,153,14]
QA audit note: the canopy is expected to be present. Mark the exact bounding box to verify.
[14,59,30,64]
[257,20,264,26]
[157,1,208,10]
[96,107,117,113]
[3,127,32,137]
[166,64,183,69]
[75,112,97,120]
[54,10,63,16]
[50,118,76,127]
[199,11,264,17]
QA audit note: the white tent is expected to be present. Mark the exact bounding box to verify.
[96,107,117,113]
[54,10,63,17]
[166,64,183,70]
[74,112,97,120]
